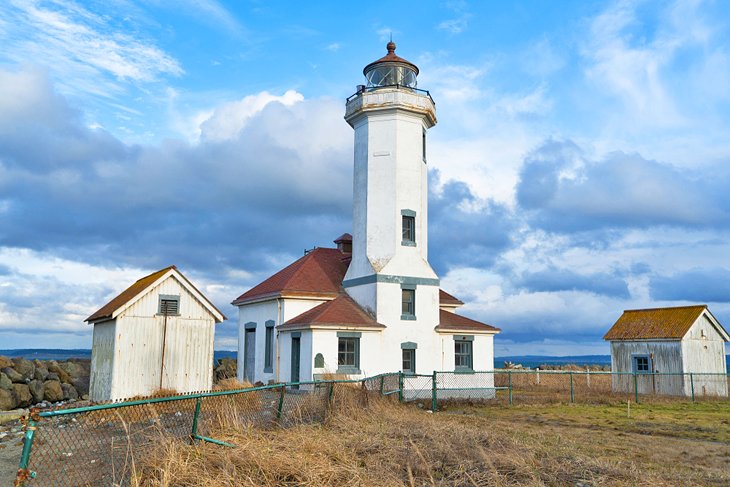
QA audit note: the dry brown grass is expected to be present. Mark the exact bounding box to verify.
[129,392,730,487]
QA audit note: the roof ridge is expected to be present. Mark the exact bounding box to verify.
[623,304,707,313]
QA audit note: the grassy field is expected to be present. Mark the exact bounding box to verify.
[132,397,730,486]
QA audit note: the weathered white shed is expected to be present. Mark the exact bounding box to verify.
[604,305,729,397]
[86,266,225,401]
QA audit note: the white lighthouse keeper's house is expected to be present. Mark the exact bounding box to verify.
[233,42,500,390]
[86,265,225,401]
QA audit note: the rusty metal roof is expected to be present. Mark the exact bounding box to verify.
[363,41,419,76]
[603,305,710,340]
[86,265,226,323]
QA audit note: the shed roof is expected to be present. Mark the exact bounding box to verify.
[435,309,500,334]
[603,305,729,341]
[278,294,386,331]
[85,265,226,323]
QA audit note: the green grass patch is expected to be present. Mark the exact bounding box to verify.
[447,401,730,443]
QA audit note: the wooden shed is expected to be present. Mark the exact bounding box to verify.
[604,305,729,397]
[86,266,225,401]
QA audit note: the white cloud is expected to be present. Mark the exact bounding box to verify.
[199,90,304,142]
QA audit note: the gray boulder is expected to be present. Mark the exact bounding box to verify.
[0,372,12,391]
[1,367,24,383]
[0,389,18,410]
[47,364,71,384]
[61,383,79,401]
[33,362,49,381]
[59,361,84,379]
[43,381,64,402]
[12,384,32,408]
[46,372,60,381]
[12,359,34,381]
[71,377,89,396]
[28,380,44,403]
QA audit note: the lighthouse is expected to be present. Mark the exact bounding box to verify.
[233,42,499,387]
[343,41,439,317]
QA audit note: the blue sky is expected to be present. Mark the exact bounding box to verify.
[1,0,730,356]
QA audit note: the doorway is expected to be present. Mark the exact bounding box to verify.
[291,336,301,389]
[244,329,256,383]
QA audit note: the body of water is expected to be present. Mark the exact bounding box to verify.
[1,349,728,371]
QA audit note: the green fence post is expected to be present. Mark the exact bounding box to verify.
[569,371,574,403]
[16,418,37,485]
[508,371,513,406]
[689,373,695,402]
[328,381,335,404]
[431,371,437,412]
[190,398,202,444]
[380,375,385,395]
[398,372,404,403]
[633,373,639,404]
[277,385,285,420]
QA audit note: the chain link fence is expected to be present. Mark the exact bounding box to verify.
[15,370,729,485]
[15,373,401,487]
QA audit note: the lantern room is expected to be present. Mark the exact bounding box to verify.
[363,41,419,88]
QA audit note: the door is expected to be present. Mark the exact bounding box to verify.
[291,336,301,388]
[244,330,256,383]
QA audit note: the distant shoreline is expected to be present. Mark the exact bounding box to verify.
[2,350,728,370]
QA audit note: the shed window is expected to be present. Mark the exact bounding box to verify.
[158,295,179,316]
[632,355,650,374]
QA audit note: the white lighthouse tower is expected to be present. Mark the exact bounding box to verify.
[342,41,442,372]
[233,42,499,387]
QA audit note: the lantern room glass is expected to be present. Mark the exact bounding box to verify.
[365,64,417,88]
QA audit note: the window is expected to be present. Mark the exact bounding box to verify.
[402,215,415,244]
[401,288,415,320]
[422,129,427,162]
[158,295,179,315]
[264,321,274,372]
[402,349,416,374]
[337,334,360,373]
[633,355,650,374]
[454,338,473,371]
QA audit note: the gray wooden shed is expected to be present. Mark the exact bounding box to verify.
[604,305,729,397]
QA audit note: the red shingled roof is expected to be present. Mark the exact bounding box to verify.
[603,305,728,341]
[279,294,386,330]
[232,248,349,305]
[439,289,464,306]
[435,309,500,333]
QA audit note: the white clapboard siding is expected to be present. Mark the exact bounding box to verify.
[90,269,220,401]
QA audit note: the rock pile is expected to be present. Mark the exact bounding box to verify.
[214,358,237,382]
[0,357,90,410]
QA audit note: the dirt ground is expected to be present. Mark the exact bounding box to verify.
[0,429,22,486]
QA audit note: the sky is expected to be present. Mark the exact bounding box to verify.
[1,0,730,356]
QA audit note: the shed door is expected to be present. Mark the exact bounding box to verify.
[244,330,256,383]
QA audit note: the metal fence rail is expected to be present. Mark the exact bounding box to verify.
[16,373,401,487]
[15,369,730,485]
